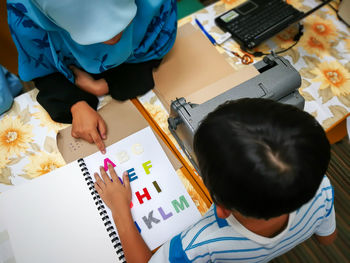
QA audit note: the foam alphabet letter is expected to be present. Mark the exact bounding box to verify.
[158,207,173,220]
[142,161,152,174]
[142,211,160,229]
[132,143,144,155]
[116,151,129,163]
[127,168,138,182]
[171,195,190,213]
[135,188,151,204]
[134,221,141,233]
[152,181,162,193]
[103,158,116,171]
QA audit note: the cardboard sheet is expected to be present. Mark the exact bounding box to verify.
[57,100,181,170]
[153,23,260,110]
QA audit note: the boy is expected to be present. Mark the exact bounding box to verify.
[94,98,336,263]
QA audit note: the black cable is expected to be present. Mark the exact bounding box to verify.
[333,0,350,27]
[327,3,338,12]
[325,0,339,12]
[242,23,304,57]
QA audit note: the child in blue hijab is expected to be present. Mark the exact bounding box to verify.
[7,0,177,153]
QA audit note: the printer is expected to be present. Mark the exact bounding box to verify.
[168,54,305,172]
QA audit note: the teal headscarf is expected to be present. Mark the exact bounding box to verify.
[7,0,177,82]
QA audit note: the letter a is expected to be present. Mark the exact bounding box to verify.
[104,158,116,171]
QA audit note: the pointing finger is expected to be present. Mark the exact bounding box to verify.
[90,130,106,154]
[97,117,107,140]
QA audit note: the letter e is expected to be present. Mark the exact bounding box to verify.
[127,168,138,182]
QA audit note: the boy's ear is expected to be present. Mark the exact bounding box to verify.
[216,204,232,219]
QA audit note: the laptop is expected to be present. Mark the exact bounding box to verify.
[215,0,334,50]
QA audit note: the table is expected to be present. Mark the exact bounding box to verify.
[134,0,350,209]
[1,0,349,210]
[0,90,211,214]
[186,0,350,144]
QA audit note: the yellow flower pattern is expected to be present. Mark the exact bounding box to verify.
[304,16,337,40]
[0,115,34,158]
[143,102,171,137]
[286,0,303,9]
[311,61,350,97]
[300,31,330,58]
[0,167,12,185]
[0,155,9,169]
[221,0,246,8]
[22,151,65,179]
[32,105,69,132]
[345,39,350,53]
[273,25,300,49]
[177,170,209,215]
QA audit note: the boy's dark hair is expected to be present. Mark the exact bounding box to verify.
[193,98,330,219]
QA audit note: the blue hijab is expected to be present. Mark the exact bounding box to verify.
[7,0,177,82]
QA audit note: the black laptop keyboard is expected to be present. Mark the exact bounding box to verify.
[216,0,304,49]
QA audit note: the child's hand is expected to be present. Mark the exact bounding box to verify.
[94,164,131,213]
[71,101,107,154]
[95,165,152,263]
[70,65,109,96]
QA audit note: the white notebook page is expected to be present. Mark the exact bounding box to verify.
[83,127,202,250]
[0,162,119,263]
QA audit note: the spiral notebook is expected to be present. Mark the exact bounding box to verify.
[0,127,202,263]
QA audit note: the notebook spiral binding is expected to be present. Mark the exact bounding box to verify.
[78,158,126,262]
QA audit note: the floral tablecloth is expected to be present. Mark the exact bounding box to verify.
[180,0,350,130]
[1,0,349,215]
[0,89,210,213]
[141,0,350,153]
[137,0,350,212]
[0,89,67,191]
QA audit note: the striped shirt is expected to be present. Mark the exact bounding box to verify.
[150,176,335,263]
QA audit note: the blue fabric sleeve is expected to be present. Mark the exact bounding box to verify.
[0,66,22,115]
[169,234,191,263]
[7,3,57,81]
[149,234,191,263]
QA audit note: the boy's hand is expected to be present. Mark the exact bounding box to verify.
[71,101,107,154]
[95,164,152,263]
[70,65,109,96]
[94,164,131,212]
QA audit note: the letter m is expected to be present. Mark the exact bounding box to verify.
[171,195,189,213]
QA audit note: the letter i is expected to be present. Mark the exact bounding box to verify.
[152,181,162,193]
